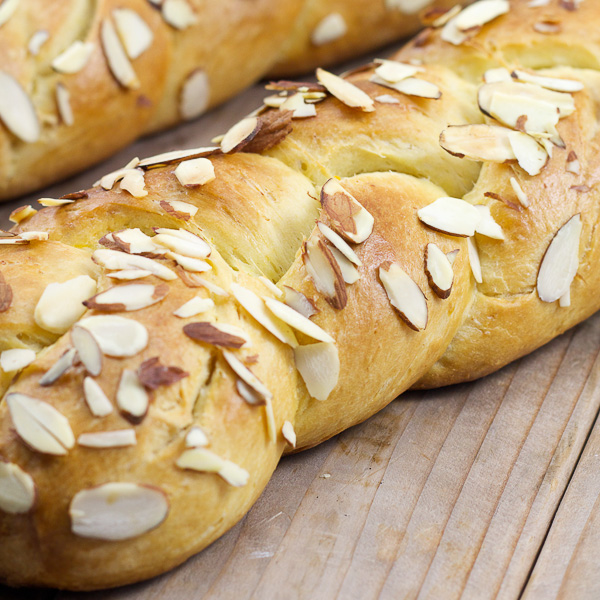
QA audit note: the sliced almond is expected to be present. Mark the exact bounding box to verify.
[279,93,317,118]
[317,222,362,266]
[293,342,339,401]
[230,283,297,347]
[162,0,197,29]
[117,369,149,423]
[113,8,153,59]
[258,276,284,298]
[152,230,211,259]
[38,197,75,207]
[83,376,113,417]
[78,315,148,357]
[220,117,259,154]
[425,243,454,299]
[78,429,136,448]
[311,12,347,46]
[302,238,347,310]
[185,426,208,447]
[71,325,102,376]
[511,69,583,92]
[28,30,49,55]
[84,283,169,313]
[9,205,36,225]
[440,124,516,162]
[264,396,276,444]
[92,249,176,281]
[70,483,169,540]
[375,94,400,104]
[176,448,249,487]
[0,348,35,372]
[107,269,152,281]
[0,462,36,514]
[330,246,360,284]
[379,262,428,331]
[166,251,211,272]
[39,347,77,387]
[0,71,40,143]
[282,421,296,447]
[283,286,318,319]
[0,237,28,246]
[179,273,227,296]
[474,205,505,239]
[508,130,548,176]
[120,169,147,198]
[173,296,214,318]
[6,392,75,455]
[0,0,19,27]
[533,21,561,35]
[51,41,94,74]
[370,74,441,99]
[320,178,374,244]
[316,68,375,112]
[236,378,266,406]
[99,167,138,190]
[483,67,512,83]
[34,275,97,334]
[184,322,247,349]
[559,288,571,308]
[222,349,272,402]
[55,83,73,126]
[264,297,334,343]
[100,18,139,89]
[137,357,188,389]
[374,59,422,83]
[467,237,483,283]
[174,157,215,187]
[138,146,218,169]
[19,231,48,242]
[180,69,209,120]
[537,214,581,303]
[566,151,580,175]
[111,228,166,256]
[417,196,480,237]
[510,177,530,207]
[442,0,509,45]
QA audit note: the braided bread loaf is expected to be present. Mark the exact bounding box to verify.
[0,0,461,202]
[1,0,599,590]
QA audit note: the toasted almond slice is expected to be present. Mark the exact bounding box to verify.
[424,243,454,299]
[99,166,139,190]
[311,12,347,46]
[467,237,483,283]
[107,269,152,281]
[0,71,40,143]
[83,376,113,417]
[19,231,48,242]
[138,146,218,169]
[6,392,75,455]
[112,228,166,256]
[379,262,428,331]
[153,230,210,258]
[55,83,73,126]
[537,214,581,303]
[330,246,360,284]
[510,177,530,207]
[282,421,296,447]
[317,222,362,266]
[302,238,347,310]
[0,237,28,245]
[113,8,153,59]
[283,286,318,319]
[0,0,19,27]
[34,275,97,334]
[162,0,197,29]
[258,276,283,298]
[0,348,35,372]
[483,67,512,83]
[117,369,149,423]
[185,426,208,447]
[92,249,176,281]
[375,94,400,104]
[0,462,35,514]
[173,296,214,318]
[426,4,462,27]
[264,297,334,343]
[264,396,276,444]
[220,117,259,153]
[320,178,374,244]
[137,357,188,389]
[417,197,480,237]
[84,283,169,313]
[440,124,516,162]
[38,197,75,207]
[230,283,297,347]
[78,315,148,357]
[374,59,422,83]
[28,29,49,55]
[454,0,509,30]
[566,151,580,175]
[166,252,211,273]
[222,349,272,402]
[180,69,209,120]
[71,325,102,376]
[101,18,139,89]
[371,74,441,99]
[474,205,505,239]
[293,342,339,401]
[176,448,249,486]
[236,378,266,406]
[279,93,317,118]
[446,249,460,265]
[264,94,286,109]
[508,131,548,176]
[9,205,36,224]
[119,169,147,198]
[559,288,571,308]
[51,41,94,73]
[174,157,215,187]
[511,69,583,93]
[78,429,136,448]
[70,483,169,540]
[316,68,374,112]
[181,274,227,296]
[160,200,199,221]
[184,322,247,349]
[39,347,77,387]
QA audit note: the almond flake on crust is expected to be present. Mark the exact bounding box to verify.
[258,276,284,298]
[83,376,113,417]
[263,297,334,343]
[176,448,249,486]
[374,59,422,83]
[110,228,167,256]
[302,238,347,310]
[442,0,509,45]
[510,177,530,207]
[0,0,19,27]
[160,200,199,221]
[0,348,35,372]
[71,325,102,376]
[39,348,77,387]
[424,243,454,299]
[440,124,516,163]
[166,252,211,272]
[283,286,318,319]
[117,369,149,423]
[174,157,215,187]
[417,196,480,237]
[483,67,512,83]
[70,483,169,540]
[508,131,549,176]
[51,41,94,73]
[161,0,197,29]
[329,246,360,284]
[78,429,137,448]
[83,283,169,313]
[474,205,505,239]
[9,204,36,224]
[28,30,49,55]
[467,237,483,283]
[120,169,147,198]
[78,315,148,357]
[113,8,153,59]
[243,110,294,153]
[220,117,259,153]
[92,248,176,281]
[511,69,583,92]
[55,83,73,126]
[281,421,296,447]
[375,94,400,104]
[566,151,580,174]
[0,462,36,514]
[6,392,75,455]
[185,426,208,448]
[0,71,40,143]
[317,221,362,266]
[293,342,339,401]
[537,214,581,303]
[316,68,375,112]
[100,18,139,89]
[183,322,248,349]
[138,146,219,169]
[153,230,211,259]
[173,296,214,318]
[137,357,188,389]
[279,93,316,118]
[180,69,209,120]
[370,74,441,99]
[311,13,347,46]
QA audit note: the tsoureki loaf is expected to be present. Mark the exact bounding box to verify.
[0,0,461,201]
[1,0,599,590]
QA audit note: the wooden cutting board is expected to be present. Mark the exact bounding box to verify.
[1,73,600,600]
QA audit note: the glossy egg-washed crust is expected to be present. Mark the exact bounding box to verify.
[1,0,600,590]
[0,0,462,201]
